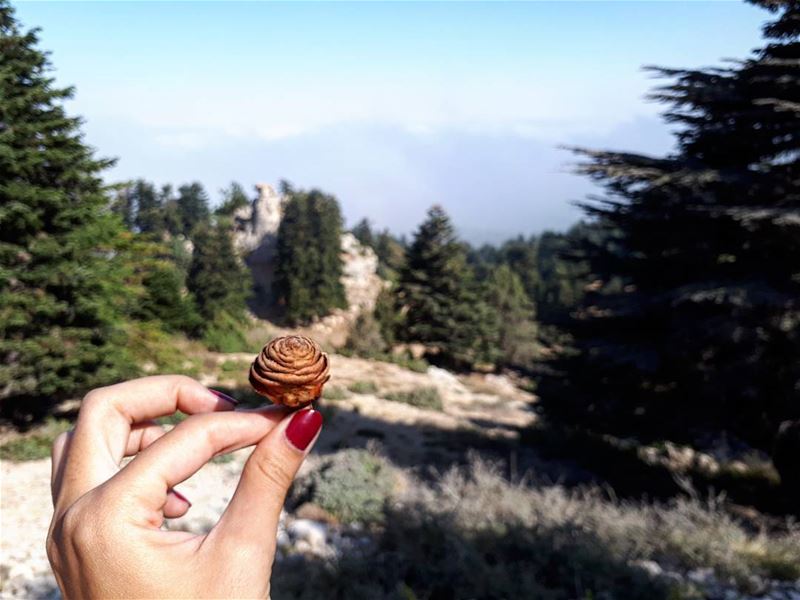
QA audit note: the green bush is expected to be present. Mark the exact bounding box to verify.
[322,385,351,401]
[220,359,249,373]
[202,312,250,353]
[0,419,72,461]
[384,387,443,411]
[290,449,396,525]
[344,312,387,357]
[348,380,379,395]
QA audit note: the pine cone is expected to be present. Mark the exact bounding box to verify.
[249,335,330,407]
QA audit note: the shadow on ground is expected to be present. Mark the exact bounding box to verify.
[217,385,793,520]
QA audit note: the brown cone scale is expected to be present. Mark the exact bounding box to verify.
[249,335,330,408]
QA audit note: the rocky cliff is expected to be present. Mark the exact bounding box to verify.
[232,183,383,330]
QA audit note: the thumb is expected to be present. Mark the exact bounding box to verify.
[211,407,323,555]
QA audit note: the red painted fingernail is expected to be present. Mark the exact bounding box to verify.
[285,409,323,451]
[210,389,238,406]
[170,489,191,506]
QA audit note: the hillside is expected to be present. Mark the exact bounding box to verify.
[2,346,799,599]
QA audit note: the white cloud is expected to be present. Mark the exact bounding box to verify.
[75,68,659,147]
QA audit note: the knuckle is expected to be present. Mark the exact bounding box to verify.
[166,374,199,394]
[180,413,232,453]
[51,431,70,457]
[80,387,107,411]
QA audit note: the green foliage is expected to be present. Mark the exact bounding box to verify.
[322,385,351,401]
[216,182,250,217]
[351,218,406,280]
[175,182,210,238]
[373,287,401,347]
[131,179,164,234]
[290,449,397,524]
[0,418,71,461]
[351,217,375,248]
[540,1,800,461]
[187,221,250,323]
[397,205,498,369]
[0,4,136,421]
[384,386,443,411]
[220,359,249,373]
[274,185,347,324]
[202,311,250,353]
[344,312,387,357]
[484,265,540,370]
[139,265,202,334]
[348,380,379,395]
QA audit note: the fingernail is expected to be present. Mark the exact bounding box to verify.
[170,489,192,506]
[210,389,238,406]
[285,409,323,452]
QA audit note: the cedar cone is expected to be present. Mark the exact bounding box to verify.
[249,335,330,407]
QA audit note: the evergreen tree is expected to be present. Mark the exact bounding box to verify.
[176,182,210,237]
[187,221,249,323]
[499,236,540,303]
[351,218,375,248]
[132,179,164,234]
[216,182,250,217]
[0,2,134,420]
[273,186,347,324]
[110,186,135,230]
[535,224,598,325]
[397,206,495,369]
[542,1,800,460]
[485,265,539,370]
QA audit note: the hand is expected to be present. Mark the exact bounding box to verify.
[46,375,323,599]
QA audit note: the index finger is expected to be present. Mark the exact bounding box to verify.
[56,375,240,511]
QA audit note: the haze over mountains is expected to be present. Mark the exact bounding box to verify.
[12,1,764,243]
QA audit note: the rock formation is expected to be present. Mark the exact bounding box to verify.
[231,183,383,327]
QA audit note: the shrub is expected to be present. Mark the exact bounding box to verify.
[274,456,800,600]
[348,380,379,395]
[290,449,396,525]
[322,385,351,401]
[202,312,250,353]
[0,419,71,461]
[384,387,443,411]
[344,313,387,358]
[220,359,249,373]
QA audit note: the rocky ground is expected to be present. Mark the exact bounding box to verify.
[2,354,798,599]
[0,355,537,599]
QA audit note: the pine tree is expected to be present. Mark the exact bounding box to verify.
[398,206,495,368]
[351,218,375,248]
[273,186,346,324]
[542,1,800,458]
[485,265,539,370]
[176,182,210,237]
[187,221,250,323]
[216,182,250,217]
[110,186,135,230]
[0,2,134,420]
[132,179,164,234]
[499,236,540,303]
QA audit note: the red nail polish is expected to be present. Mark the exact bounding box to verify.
[210,389,238,406]
[285,409,323,451]
[170,489,191,506]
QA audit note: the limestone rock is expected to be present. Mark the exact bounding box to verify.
[230,182,383,328]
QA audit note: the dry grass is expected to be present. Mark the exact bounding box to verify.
[274,454,800,600]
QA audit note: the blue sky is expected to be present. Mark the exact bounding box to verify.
[15,1,767,242]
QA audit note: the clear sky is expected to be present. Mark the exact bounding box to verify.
[14,1,767,242]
